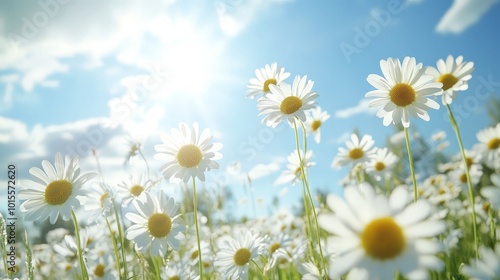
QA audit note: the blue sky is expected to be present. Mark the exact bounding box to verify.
[1,0,500,219]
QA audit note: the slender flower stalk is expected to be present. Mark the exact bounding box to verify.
[293,118,326,277]
[104,215,122,279]
[446,104,479,258]
[192,179,204,279]
[138,149,151,181]
[23,230,34,280]
[153,256,162,280]
[71,210,89,279]
[403,127,418,202]
[114,204,128,279]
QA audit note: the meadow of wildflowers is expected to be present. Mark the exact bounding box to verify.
[1,57,500,280]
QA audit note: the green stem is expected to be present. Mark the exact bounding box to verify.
[71,210,89,280]
[153,256,162,280]
[192,179,204,279]
[105,216,122,279]
[114,204,128,279]
[385,174,391,194]
[403,127,418,202]
[251,259,269,280]
[446,104,479,259]
[294,118,326,278]
[23,230,34,280]
[490,207,496,243]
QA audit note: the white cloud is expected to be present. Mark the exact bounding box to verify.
[0,116,125,167]
[0,0,225,95]
[334,99,378,119]
[436,0,498,34]
[334,132,351,144]
[226,159,283,184]
[0,74,18,110]
[247,161,282,181]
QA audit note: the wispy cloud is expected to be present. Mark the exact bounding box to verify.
[436,0,498,34]
[334,99,378,119]
[226,159,283,184]
[215,0,293,36]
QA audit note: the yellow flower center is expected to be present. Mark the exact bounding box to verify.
[437,73,458,91]
[349,148,364,160]
[280,96,302,115]
[147,213,172,238]
[389,83,416,107]
[263,78,277,92]
[177,144,203,168]
[487,138,500,150]
[279,258,289,265]
[169,276,180,280]
[311,120,321,131]
[233,248,251,266]
[294,167,305,181]
[44,180,73,205]
[483,202,491,212]
[361,217,405,260]
[270,243,281,254]
[465,157,474,167]
[100,192,109,207]
[191,250,199,260]
[130,185,144,197]
[459,173,467,183]
[374,162,386,171]
[94,264,105,277]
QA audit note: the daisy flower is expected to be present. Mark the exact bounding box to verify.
[164,261,197,280]
[461,243,500,279]
[116,174,154,206]
[304,106,331,144]
[425,55,474,105]
[475,123,500,169]
[274,149,315,186]
[318,183,446,279]
[81,182,115,224]
[257,75,318,128]
[298,262,322,280]
[19,153,96,224]
[214,231,265,280]
[364,147,398,178]
[265,232,293,258]
[186,240,212,267]
[365,57,442,128]
[154,122,223,183]
[448,164,483,190]
[481,173,500,210]
[247,62,290,99]
[487,174,500,203]
[332,134,375,168]
[125,190,185,256]
[88,255,117,280]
